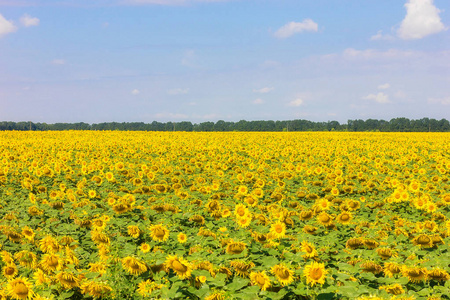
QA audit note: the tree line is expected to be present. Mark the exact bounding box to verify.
[1,117,449,132]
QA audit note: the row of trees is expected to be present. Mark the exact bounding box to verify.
[1,118,449,132]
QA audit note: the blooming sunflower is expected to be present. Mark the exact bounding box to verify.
[3,264,18,279]
[303,262,328,286]
[140,243,151,253]
[7,277,34,300]
[122,256,147,276]
[80,281,113,298]
[250,271,271,291]
[127,225,140,238]
[336,211,353,225]
[40,253,63,273]
[270,221,286,239]
[56,271,80,289]
[177,232,187,244]
[165,255,192,279]
[149,224,170,242]
[271,264,294,286]
[317,212,333,226]
[379,283,405,295]
[300,241,317,259]
[427,268,450,282]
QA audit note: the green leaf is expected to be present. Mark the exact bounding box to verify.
[225,277,249,292]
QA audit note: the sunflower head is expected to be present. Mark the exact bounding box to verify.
[303,262,328,286]
[250,271,271,291]
[271,264,294,286]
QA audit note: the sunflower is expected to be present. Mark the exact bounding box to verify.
[165,255,192,279]
[56,271,80,289]
[140,243,151,253]
[205,291,226,300]
[412,234,433,248]
[14,251,37,269]
[299,210,314,221]
[177,232,187,244]
[190,215,205,225]
[384,262,402,278]
[40,253,63,273]
[230,261,255,277]
[149,224,170,242]
[80,281,113,298]
[303,225,317,235]
[234,204,249,219]
[379,283,405,295]
[236,216,252,228]
[427,268,450,282]
[250,271,271,291]
[317,212,333,226]
[39,236,60,253]
[6,277,34,300]
[3,264,18,279]
[360,261,383,274]
[402,266,428,283]
[270,221,286,239]
[137,280,164,297]
[127,225,140,238]
[376,247,396,260]
[303,262,328,286]
[33,269,50,287]
[225,240,246,255]
[271,264,294,286]
[122,256,147,276]
[300,241,317,259]
[21,226,35,241]
[336,211,353,225]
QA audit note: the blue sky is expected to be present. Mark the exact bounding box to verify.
[0,0,449,123]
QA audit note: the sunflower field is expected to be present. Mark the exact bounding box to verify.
[1,131,450,300]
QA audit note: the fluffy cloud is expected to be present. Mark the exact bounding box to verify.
[363,92,390,104]
[274,19,318,39]
[131,89,140,95]
[167,88,189,95]
[397,0,447,40]
[253,98,264,105]
[253,87,273,94]
[20,14,40,27]
[378,83,390,90]
[370,30,395,41]
[428,96,450,105]
[0,14,17,38]
[287,98,304,107]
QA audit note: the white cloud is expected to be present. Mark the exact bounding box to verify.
[428,96,450,105]
[287,98,304,107]
[274,19,318,39]
[181,49,197,67]
[20,14,39,27]
[370,30,395,41]
[398,0,447,40]
[51,59,66,65]
[253,98,264,105]
[0,14,17,38]
[378,83,390,90]
[253,87,273,94]
[342,48,419,60]
[167,88,189,95]
[363,92,390,104]
[131,89,140,95]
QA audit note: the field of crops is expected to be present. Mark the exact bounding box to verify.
[0,131,449,300]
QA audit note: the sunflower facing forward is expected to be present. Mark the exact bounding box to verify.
[7,277,34,300]
[249,271,271,291]
[271,264,295,286]
[303,262,328,286]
